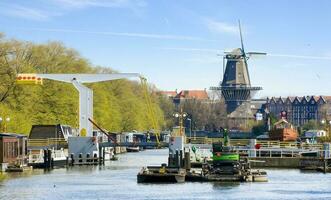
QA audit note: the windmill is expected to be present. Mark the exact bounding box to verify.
[211,20,264,128]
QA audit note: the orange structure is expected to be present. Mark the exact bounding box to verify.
[269,119,298,141]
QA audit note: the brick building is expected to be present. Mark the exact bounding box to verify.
[265,96,331,127]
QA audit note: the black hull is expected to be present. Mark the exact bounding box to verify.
[137,174,185,183]
[28,159,67,169]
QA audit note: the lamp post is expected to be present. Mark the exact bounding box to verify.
[187,118,192,138]
[173,108,187,136]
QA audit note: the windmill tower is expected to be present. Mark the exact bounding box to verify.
[211,21,264,129]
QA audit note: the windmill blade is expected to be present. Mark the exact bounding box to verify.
[238,20,251,84]
[247,52,267,56]
[238,20,245,55]
[247,52,267,58]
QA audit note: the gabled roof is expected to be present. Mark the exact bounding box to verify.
[0,133,27,138]
[269,97,276,103]
[313,96,320,102]
[274,118,289,126]
[321,96,331,102]
[276,97,284,103]
[285,97,293,103]
[301,96,308,102]
[308,96,318,103]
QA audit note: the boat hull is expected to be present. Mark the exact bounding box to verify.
[28,159,67,168]
[137,173,185,183]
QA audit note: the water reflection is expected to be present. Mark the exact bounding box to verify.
[212,181,240,189]
[1,149,331,200]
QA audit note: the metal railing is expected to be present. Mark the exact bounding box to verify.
[231,147,327,158]
[186,137,324,150]
[28,149,67,163]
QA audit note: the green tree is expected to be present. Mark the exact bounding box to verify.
[0,33,166,134]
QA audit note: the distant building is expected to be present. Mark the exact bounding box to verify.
[304,130,327,138]
[173,89,209,104]
[251,98,267,116]
[158,90,178,98]
[265,96,331,127]
[158,89,209,105]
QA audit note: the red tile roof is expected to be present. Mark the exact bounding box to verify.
[176,90,209,100]
[321,96,331,102]
[159,91,177,97]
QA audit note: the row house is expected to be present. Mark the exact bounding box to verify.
[265,96,331,127]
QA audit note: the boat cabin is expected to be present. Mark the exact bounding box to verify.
[28,124,73,150]
[0,133,27,168]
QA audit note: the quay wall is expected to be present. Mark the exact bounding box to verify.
[250,157,301,168]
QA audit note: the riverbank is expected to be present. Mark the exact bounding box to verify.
[1,149,331,200]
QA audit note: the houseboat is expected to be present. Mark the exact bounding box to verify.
[0,133,28,172]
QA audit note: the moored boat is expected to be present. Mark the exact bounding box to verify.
[137,165,186,183]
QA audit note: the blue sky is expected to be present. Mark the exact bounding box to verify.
[1,0,331,97]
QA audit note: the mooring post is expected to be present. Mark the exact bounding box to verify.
[323,143,330,173]
[175,150,179,168]
[102,148,105,164]
[249,139,257,158]
[70,153,75,166]
[86,153,90,163]
[43,149,48,168]
[180,150,183,168]
[47,149,52,169]
[79,153,83,163]
[184,151,191,170]
[99,146,102,165]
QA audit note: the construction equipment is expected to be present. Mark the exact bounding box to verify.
[140,77,160,144]
[88,118,116,142]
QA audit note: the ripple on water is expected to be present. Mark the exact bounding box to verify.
[1,149,331,200]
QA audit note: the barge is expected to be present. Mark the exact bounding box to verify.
[137,164,186,183]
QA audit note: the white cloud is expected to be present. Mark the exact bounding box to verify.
[18,27,218,42]
[0,4,55,21]
[0,0,146,21]
[205,19,238,35]
[162,47,221,53]
[51,0,147,9]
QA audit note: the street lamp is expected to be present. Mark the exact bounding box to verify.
[173,108,187,136]
[187,118,192,138]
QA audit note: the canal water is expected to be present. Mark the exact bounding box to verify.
[1,149,331,200]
